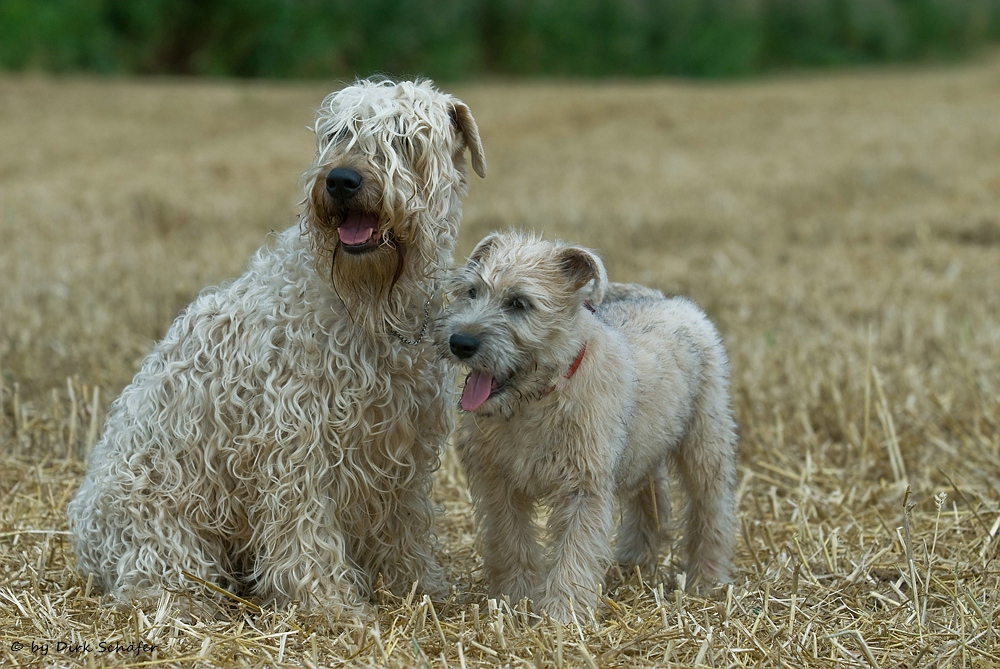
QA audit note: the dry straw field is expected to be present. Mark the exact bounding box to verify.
[2,55,999,667]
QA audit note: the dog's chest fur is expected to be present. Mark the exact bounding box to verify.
[150,227,449,534]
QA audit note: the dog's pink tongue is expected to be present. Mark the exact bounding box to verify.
[338,212,378,245]
[461,370,494,412]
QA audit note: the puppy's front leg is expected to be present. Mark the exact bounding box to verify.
[538,486,615,623]
[478,486,543,604]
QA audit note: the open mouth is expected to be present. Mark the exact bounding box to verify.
[460,369,505,412]
[337,211,381,254]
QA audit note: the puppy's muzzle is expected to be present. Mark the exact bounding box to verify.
[326,167,363,203]
[449,333,480,360]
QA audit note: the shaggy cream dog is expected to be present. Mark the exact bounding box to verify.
[67,79,486,614]
[436,231,737,623]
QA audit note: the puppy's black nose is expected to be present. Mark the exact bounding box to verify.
[449,333,480,359]
[325,167,362,201]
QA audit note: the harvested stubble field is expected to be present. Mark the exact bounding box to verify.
[1,56,999,667]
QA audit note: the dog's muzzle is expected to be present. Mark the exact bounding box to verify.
[324,167,382,254]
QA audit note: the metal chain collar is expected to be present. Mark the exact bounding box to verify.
[389,300,431,346]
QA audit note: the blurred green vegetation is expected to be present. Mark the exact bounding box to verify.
[2,0,999,79]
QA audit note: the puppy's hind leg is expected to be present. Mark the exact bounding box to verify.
[615,463,671,573]
[674,385,738,590]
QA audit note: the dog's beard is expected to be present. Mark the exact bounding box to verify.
[324,225,448,340]
[328,238,407,327]
[307,174,453,335]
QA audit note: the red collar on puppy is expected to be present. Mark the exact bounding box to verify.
[564,342,587,381]
[565,301,595,380]
[542,301,593,394]
[541,342,588,396]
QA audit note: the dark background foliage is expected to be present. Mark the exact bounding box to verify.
[2,0,1000,79]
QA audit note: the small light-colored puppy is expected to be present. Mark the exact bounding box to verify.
[437,231,737,622]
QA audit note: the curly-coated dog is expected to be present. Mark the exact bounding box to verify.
[436,231,736,623]
[67,79,486,614]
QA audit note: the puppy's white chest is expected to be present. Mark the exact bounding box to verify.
[495,410,614,499]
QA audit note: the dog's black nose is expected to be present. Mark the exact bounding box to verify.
[326,167,362,201]
[449,333,480,359]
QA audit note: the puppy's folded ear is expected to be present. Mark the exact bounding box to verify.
[557,246,608,305]
[450,101,487,179]
[469,232,501,265]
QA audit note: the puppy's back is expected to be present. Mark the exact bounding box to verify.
[596,292,723,364]
[594,293,729,456]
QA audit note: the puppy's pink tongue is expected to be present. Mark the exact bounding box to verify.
[338,212,378,245]
[461,370,494,411]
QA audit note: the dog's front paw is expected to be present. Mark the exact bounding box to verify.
[536,594,596,625]
[417,570,451,602]
[490,574,537,606]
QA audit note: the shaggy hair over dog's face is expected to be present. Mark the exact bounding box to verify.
[437,231,606,420]
[304,79,486,333]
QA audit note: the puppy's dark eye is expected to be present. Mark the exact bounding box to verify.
[507,297,530,312]
[467,287,477,300]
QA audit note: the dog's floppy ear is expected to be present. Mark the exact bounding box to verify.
[451,101,487,179]
[469,232,500,265]
[557,245,607,305]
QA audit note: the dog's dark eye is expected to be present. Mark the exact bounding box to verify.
[325,127,350,145]
[507,297,530,312]
[392,135,414,155]
[467,287,477,300]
